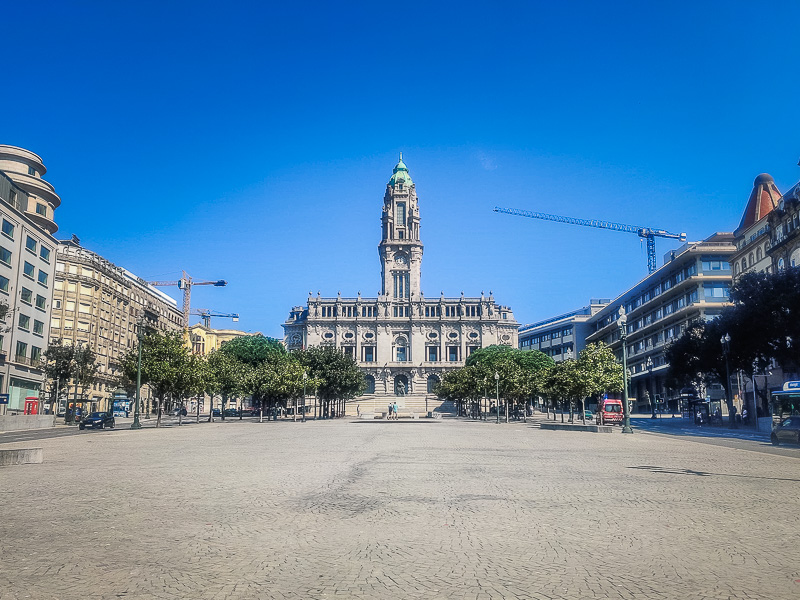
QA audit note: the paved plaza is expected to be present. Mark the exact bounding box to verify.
[1,418,799,600]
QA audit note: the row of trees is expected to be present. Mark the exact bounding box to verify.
[666,266,800,423]
[115,332,366,426]
[435,343,623,420]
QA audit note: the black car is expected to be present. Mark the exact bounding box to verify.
[223,408,239,417]
[212,408,221,417]
[79,412,115,430]
[771,416,800,445]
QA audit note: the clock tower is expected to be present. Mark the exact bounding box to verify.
[379,154,423,300]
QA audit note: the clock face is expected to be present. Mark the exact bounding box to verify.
[394,253,409,265]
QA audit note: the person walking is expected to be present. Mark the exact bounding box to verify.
[387,402,393,420]
[392,401,399,420]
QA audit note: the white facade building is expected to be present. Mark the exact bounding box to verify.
[0,148,59,413]
[283,157,518,410]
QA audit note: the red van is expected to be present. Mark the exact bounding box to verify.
[596,399,624,425]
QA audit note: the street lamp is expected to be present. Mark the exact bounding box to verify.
[494,371,500,424]
[302,371,308,422]
[131,318,144,430]
[646,356,656,419]
[721,333,734,428]
[618,306,633,434]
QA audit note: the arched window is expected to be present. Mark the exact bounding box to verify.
[364,375,375,394]
[394,335,408,362]
[427,374,440,393]
[742,258,747,271]
[749,252,755,267]
[778,257,785,271]
[756,247,762,261]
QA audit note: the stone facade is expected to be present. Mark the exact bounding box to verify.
[283,157,518,407]
[50,239,184,412]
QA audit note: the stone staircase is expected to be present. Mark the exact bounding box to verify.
[348,394,457,418]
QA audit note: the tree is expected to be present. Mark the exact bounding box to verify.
[298,347,366,418]
[120,330,190,427]
[577,343,624,401]
[174,353,214,425]
[207,349,247,421]
[43,339,99,422]
[665,315,738,427]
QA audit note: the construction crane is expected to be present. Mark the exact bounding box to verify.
[493,206,687,274]
[149,270,227,328]
[192,309,240,328]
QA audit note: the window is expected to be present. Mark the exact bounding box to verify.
[396,202,406,226]
[23,262,35,278]
[396,345,407,362]
[427,346,438,362]
[2,219,14,239]
[18,314,30,331]
[468,345,479,356]
[0,247,11,266]
[36,203,47,216]
[0,275,8,293]
[31,346,41,363]
[40,246,50,262]
[27,166,35,176]
[33,320,44,335]
[15,341,27,360]
[704,282,730,300]
[38,270,48,286]
[25,236,37,253]
[702,257,729,271]
[20,288,32,305]
[35,295,46,310]
[362,346,375,362]
[447,346,459,362]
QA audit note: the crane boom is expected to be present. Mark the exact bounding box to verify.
[192,308,240,328]
[493,206,686,273]
[148,270,228,328]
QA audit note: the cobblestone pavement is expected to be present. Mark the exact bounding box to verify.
[1,419,799,599]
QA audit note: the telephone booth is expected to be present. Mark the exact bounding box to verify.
[24,397,39,415]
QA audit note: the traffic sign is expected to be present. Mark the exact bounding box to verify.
[0,394,9,405]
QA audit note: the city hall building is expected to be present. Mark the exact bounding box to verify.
[283,156,518,410]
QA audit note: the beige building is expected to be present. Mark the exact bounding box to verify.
[283,156,518,413]
[0,147,59,413]
[189,323,257,356]
[50,239,184,412]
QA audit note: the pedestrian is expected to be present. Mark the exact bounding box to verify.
[356,404,361,417]
[742,406,749,425]
[388,403,393,420]
[393,401,399,420]
[696,409,703,425]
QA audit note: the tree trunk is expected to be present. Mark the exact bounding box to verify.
[156,397,162,428]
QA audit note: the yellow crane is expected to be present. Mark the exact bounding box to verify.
[149,270,227,328]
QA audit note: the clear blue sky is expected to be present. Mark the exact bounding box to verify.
[4,1,800,337]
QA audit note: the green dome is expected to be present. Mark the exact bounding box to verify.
[389,152,413,187]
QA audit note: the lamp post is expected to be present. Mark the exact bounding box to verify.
[302,371,308,422]
[618,306,633,434]
[721,333,734,427]
[646,356,655,419]
[494,371,500,424]
[131,318,144,430]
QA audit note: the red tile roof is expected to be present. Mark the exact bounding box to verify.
[736,173,781,234]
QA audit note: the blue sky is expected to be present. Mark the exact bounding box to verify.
[4,1,800,337]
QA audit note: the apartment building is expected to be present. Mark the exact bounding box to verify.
[50,239,184,412]
[585,233,736,413]
[518,299,609,362]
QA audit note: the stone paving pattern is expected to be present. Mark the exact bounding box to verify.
[1,418,799,599]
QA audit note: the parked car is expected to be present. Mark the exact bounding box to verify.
[212,408,221,417]
[79,412,115,430]
[771,416,800,445]
[171,407,188,416]
[223,408,239,417]
[583,410,594,420]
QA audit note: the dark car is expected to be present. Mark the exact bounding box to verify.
[771,416,800,446]
[223,408,239,417]
[79,412,115,430]
[212,408,221,417]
